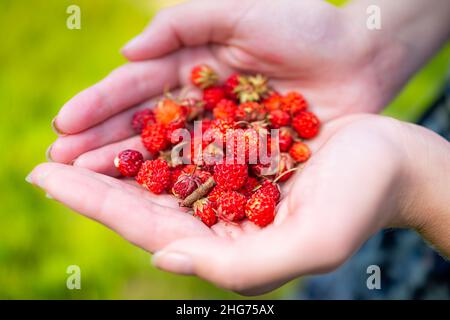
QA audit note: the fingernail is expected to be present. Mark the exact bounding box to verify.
[121,34,143,53]
[25,173,33,184]
[46,144,53,162]
[152,251,194,275]
[51,117,66,136]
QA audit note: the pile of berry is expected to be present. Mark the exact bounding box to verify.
[114,65,321,228]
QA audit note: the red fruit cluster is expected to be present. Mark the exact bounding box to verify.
[112,64,322,228]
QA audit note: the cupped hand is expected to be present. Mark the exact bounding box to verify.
[30,114,444,295]
[48,0,396,171]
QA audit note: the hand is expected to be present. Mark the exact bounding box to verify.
[48,0,400,170]
[29,115,450,295]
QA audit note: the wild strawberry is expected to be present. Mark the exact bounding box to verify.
[268,109,290,128]
[263,92,283,111]
[224,128,260,164]
[141,123,170,155]
[203,86,225,111]
[245,192,276,227]
[223,73,240,100]
[155,99,184,126]
[172,171,202,200]
[234,74,269,103]
[165,117,187,143]
[255,180,280,203]
[191,64,218,89]
[281,92,308,116]
[278,127,294,152]
[274,153,296,182]
[238,177,260,198]
[216,191,247,222]
[207,185,226,203]
[167,165,184,192]
[182,165,212,182]
[204,119,235,144]
[193,198,218,227]
[289,141,311,163]
[235,102,266,122]
[136,159,170,194]
[180,98,204,121]
[213,99,237,120]
[114,150,144,177]
[292,111,320,139]
[213,163,248,190]
[132,109,155,134]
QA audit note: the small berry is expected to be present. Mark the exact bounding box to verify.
[263,92,283,111]
[141,123,170,155]
[132,109,155,134]
[136,159,171,194]
[216,191,247,222]
[167,165,184,192]
[193,198,218,227]
[191,64,218,89]
[268,109,290,128]
[289,141,311,163]
[292,111,320,139]
[114,150,144,177]
[255,180,280,203]
[223,73,240,100]
[281,92,308,116]
[235,102,266,122]
[155,99,184,126]
[238,177,260,198]
[166,117,187,143]
[203,86,226,111]
[213,99,237,120]
[204,119,235,144]
[172,172,202,200]
[245,192,276,227]
[213,163,248,190]
[207,185,226,204]
[278,127,294,152]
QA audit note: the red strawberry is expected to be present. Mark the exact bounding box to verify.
[278,127,294,152]
[263,92,283,111]
[235,102,266,122]
[204,118,235,144]
[223,73,240,100]
[207,185,226,203]
[114,150,144,177]
[238,176,260,198]
[268,109,290,128]
[172,171,202,200]
[155,99,184,126]
[132,109,155,134]
[213,99,237,120]
[203,86,225,111]
[136,159,170,194]
[193,198,218,227]
[292,111,320,139]
[224,128,261,164]
[255,180,280,203]
[281,92,308,116]
[245,192,276,227]
[141,123,170,155]
[216,191,247,222]
[167,165,184,192]
[213,163,248,190]
[191,64,218,89]
[289,141,311,163]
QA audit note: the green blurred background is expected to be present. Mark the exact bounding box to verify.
[0,0,448,299]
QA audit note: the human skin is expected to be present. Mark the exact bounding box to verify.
[30,0,450,294]
[27,115,450,295]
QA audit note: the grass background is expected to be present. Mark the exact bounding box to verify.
[0,0,448,299]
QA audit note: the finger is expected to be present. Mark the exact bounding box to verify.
[55,56,180,135]
[73,136,150,177]
[121,0,248,61]
[27,163,212,251]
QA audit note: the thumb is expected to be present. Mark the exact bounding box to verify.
[122,0,248,61]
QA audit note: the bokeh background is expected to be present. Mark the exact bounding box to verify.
[0,0,448,299]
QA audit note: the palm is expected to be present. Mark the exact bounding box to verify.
[35,114,403,294]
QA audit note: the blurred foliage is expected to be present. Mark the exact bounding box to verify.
[0,0,448,299]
